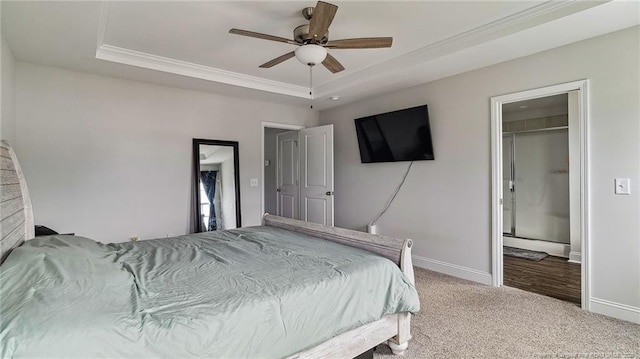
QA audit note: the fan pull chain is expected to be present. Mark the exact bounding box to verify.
[309,65,313,109]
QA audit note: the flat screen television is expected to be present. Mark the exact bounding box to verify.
[354,105,434,163]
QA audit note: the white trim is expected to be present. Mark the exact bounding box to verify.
[260,122,305,219]
[412,255,493,286]
[96,2,110,52]
[490,79,590,311]
[590,298,640,324]
[568,251,582,264]
[96,45,310,99]
[314,1,600,98]
[503,237,570,258]
[95,5,309,99]
[490,98,504,288]
[93,1,599,101]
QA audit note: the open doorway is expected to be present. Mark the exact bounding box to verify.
[491,80,590,310]
[262,122,304,219]
[502,94,579,304]
[261,122,335,226]
[264,128,288,217]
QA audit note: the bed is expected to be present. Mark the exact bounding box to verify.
[0,140,419,358]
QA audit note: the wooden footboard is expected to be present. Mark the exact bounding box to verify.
[263,214,414,357]
[287,314,399,359]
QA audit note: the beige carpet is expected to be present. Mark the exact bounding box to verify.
[374,268,640,358]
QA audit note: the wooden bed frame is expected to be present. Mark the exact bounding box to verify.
[0,141,35,262]
[263,214,415,358]
[0,140,415,358]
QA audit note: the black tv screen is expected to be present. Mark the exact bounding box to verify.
[354,105,434,163]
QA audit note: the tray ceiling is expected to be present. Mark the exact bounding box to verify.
[2,1,639,110]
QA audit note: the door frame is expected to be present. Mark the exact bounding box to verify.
[261,122,305,218]
[490,79,590,310]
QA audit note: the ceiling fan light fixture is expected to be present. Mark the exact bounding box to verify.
[295,45,327,66]
[229,1,392,73]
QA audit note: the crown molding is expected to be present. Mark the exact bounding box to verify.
[314,0,606,98]
[95,2,309,99]
[94,0,606,100]
[96,1,110,52]
[96,44,310,98]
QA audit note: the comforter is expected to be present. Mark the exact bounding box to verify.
[0,226,419,358]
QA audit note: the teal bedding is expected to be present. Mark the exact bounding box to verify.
[0,226,420,358]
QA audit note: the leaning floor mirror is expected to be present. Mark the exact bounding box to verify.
[193,139,241,232]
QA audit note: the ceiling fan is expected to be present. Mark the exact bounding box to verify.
[229,1,393,74]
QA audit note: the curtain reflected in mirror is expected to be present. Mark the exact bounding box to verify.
[193,139,241,232]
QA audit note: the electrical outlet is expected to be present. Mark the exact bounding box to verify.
[130,236,139,242]
[250,178,259,187]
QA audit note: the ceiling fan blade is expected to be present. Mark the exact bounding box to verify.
[325,37,393,49]
[309,1,338,41]
[259,52,296,68]
[322,53,345,73]
[229,28,297,45]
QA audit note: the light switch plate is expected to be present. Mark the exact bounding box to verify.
[615,178,630,195]
[250,178,259,187]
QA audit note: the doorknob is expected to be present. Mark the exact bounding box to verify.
[326,191,334,196]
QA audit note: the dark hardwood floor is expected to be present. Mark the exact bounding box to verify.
[504,253,581,305]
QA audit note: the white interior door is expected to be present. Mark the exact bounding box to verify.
[276,131,299,219]
[299,125,334,226]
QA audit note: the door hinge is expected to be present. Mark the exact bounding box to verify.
[500,198,503,205]
[325,191,334,196]
[276,188,281,192]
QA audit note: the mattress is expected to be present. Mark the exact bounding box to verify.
[0,226,420,358]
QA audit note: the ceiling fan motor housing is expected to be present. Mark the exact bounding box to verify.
[228,1,392,73]
[294,24,329,44]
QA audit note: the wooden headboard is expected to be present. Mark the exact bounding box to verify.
[1,140,35,262]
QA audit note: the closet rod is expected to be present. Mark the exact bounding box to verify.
[503,125,568,135]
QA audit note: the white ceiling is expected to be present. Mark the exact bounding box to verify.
[503,94,568,114]
[503,93,568,122]
[2,1,639,110]
[200,145,234,164]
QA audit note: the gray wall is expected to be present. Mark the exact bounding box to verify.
[319,27,639,316]
[1,35,16,144]
[15,62,318,242]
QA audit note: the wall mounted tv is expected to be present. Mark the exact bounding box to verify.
[354,105,434,163]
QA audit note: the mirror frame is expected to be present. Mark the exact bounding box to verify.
[193,138,241,232]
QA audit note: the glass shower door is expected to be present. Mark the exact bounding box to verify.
[513,129,570,243]
[502,134,515,236]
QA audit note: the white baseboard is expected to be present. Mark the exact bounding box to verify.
[503,236,570,258]
[590,297,640,324]
[412,255,493,285]
[568,251,582,264]
[412,256,639,324]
